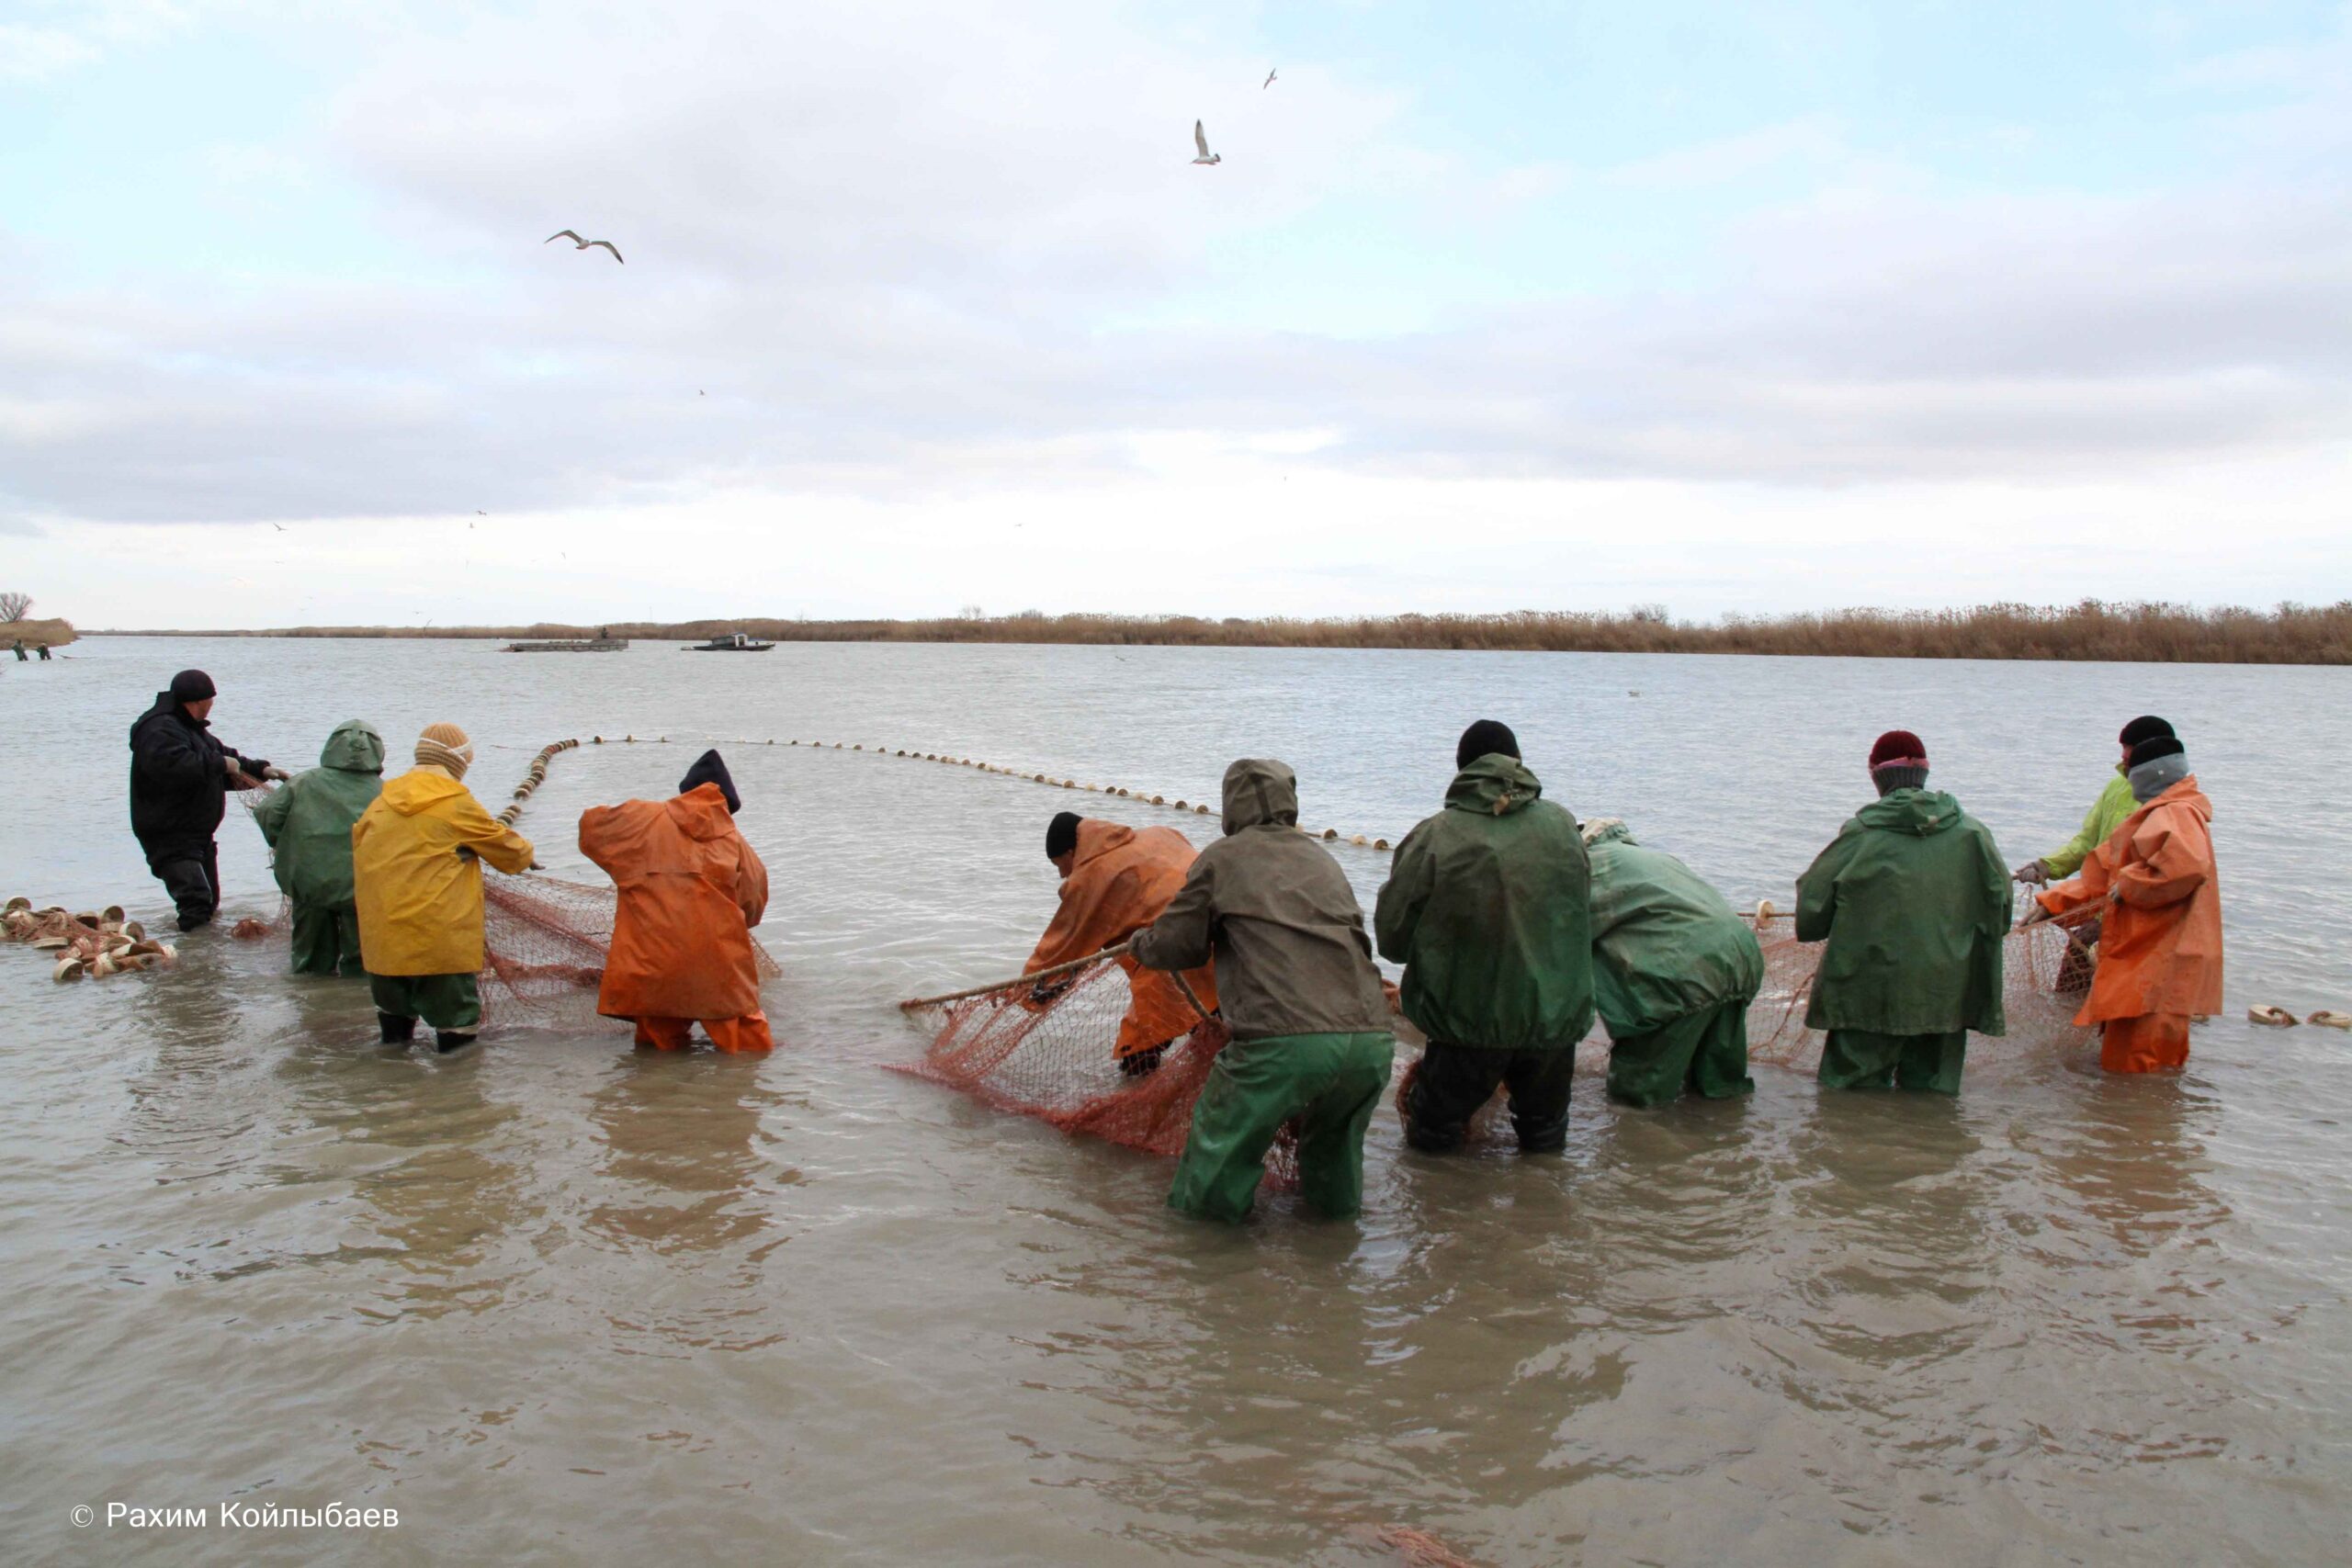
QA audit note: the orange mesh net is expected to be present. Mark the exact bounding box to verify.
[896,956,1304,1183]
[911,899,2098,1159]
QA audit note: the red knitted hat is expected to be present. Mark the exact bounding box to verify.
[1868,729,1928,771]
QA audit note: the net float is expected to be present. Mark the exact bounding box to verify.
[53,954,85,982]
[2307,1010,2351,1030]
[2248,1005,2298,1026]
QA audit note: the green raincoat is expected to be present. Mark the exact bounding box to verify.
[1374,755,1593,1049]
[2041,771,2137,878]
[1796,788,2010,1037]
[254,720,385,908]
[1585,822,1763,1035]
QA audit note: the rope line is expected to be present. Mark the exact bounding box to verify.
[582,733,1398,852]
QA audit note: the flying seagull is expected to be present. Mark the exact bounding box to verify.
[1192,120,1221,165]
[271,523,285,532]
[545,230,625,264]
[1263,68,1276,89]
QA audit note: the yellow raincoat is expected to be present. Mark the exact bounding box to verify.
[353,767,535,976]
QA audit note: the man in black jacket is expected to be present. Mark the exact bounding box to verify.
[129,670,280,931]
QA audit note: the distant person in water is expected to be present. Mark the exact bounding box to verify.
[1131,759,1395,1223]
[1796,730,2010,1094]
[1024,810,1218,1076]
[579,749,775,1053]
[252,720,384,976]
[353,723,535,1053]
[1375,720,1591,1152]
[1582,817,1762,1107]
[2026,731,2222,1073]
[128,669,282,931]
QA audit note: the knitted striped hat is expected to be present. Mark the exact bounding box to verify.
[415,722,473,779]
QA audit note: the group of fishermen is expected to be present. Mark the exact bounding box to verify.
[127,670,2222,1224]
[1035,716,2222,1223]
[128,670,771,1055]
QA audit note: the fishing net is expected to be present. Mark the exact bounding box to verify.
[906,897,2099,1162]
[1741,901,2097,1070]
[895,957,1304,1184]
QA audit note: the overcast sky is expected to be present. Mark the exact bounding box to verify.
[4,1,2347,627]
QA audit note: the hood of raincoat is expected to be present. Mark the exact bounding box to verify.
[1070,818,1139,868]
[665,782,739,841]
[379,768,469,817]
[318,719,385,774]
[1853,787,1966,838]
[1221,758,1299,836]
[1442,754,1543,818]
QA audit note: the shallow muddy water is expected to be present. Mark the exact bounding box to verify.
[2,637,2348,1564]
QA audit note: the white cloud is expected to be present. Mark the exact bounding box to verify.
[1,0,2347,622]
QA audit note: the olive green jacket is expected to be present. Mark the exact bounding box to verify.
[1796,787,2010,1036]
[253,720,384,908]
[1585,822,1764,1038]
[1374,756,1593,1049]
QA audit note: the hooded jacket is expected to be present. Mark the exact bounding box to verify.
[1795,787,2010,1036]
[2041,770,2139,879]
[1131,759,1391,1041]
[1026,819,1219,1057]
[1374,755,1593,1049]
[352,767,536,976]
[2037,776,2222,1023]
[1585,822,1765,1037]
[128,692,265,852]
[580,782,770,1021]
[253,721,384,908]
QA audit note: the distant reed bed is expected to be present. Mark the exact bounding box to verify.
[119,601,2352,664]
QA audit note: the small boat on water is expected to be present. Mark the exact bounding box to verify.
[686,632,775,652]
[503,637,628,653]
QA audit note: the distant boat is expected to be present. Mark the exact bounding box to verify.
[685,632,775,652]
[502,637,628,653]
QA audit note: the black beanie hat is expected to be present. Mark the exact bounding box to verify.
[678,749,741,814]
[2119,715,2175,748]
[2127,734,2185,770]
[1046,811,1082,860]
[1455,719,1521,771]
[169,670,217,704]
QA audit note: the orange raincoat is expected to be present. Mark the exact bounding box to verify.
[2037,775,2222,1072]
[1027,819,1218,1059]
[580,783,771,1051]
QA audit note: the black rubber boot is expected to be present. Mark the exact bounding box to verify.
[434,1032,478,1055]
[378,1012,417,1044]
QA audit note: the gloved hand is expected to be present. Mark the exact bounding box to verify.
[261,765,290,782]
[2011,860,2048,885]
[223,754,244,778]
[2018,902,2052,926]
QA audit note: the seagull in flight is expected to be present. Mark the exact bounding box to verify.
[1192,120,1221,165]
[1263,68,1276,89]
[271,523,285,532]
[545,230,625,264]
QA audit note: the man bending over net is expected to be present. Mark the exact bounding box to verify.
[1027,810,1218,1077]
[579,750,774,1053]
[1131,760,1395,1224]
